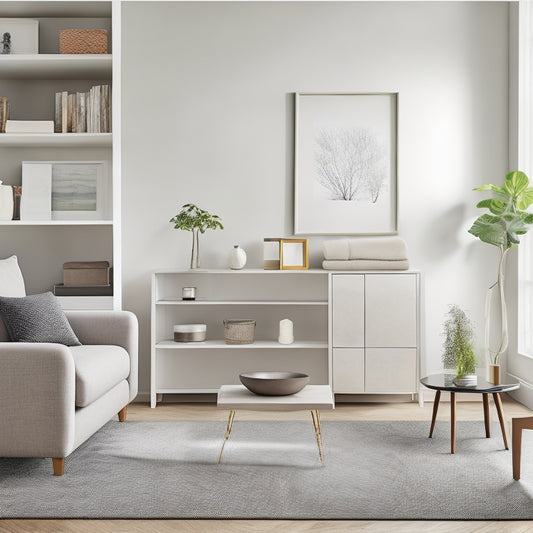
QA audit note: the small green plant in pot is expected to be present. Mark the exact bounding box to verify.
[442,305,477,386]
[170,203,223,269]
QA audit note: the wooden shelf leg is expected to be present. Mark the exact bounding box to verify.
[429,390,441,438]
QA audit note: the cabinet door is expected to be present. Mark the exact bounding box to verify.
[332,274,364,347]
[365,274,417,348]
[365,348,418,393]
[333,348,365,393]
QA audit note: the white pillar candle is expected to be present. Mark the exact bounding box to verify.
[278,319,294,344]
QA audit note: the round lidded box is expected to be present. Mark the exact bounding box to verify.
[173,324,206,342]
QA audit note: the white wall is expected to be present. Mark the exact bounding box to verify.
[121,1,510,399]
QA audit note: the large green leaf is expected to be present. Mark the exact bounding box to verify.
[468,215,507,247]
[505,170,529,196]
[476,198,506,215]
[518,188,533,210]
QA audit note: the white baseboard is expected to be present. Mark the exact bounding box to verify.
[506,373,533,409]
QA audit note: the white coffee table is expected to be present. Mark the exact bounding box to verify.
[216,384,334,466]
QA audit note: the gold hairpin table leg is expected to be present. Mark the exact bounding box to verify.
[218,409,236,464]
[311,409,325,466]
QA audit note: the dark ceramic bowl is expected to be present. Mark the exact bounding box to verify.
[239,371,310,396]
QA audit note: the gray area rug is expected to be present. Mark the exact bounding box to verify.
[1,420,532,519]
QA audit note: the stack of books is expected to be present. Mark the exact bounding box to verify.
[54,84,111,133]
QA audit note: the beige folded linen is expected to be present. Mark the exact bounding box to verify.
[322,259,410,271]
[322,237,408,261]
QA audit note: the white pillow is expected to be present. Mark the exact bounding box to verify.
[0,255,26,297]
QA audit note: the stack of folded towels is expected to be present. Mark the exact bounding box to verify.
[322,236,409,270]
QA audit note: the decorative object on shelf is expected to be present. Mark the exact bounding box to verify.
[0,19,38,54]
[0,181,14,221]
[468,171,533,378]
[239,371,310,396]
[5,120,54,133]
[229,245,247,270]
[223,319,256,345]
[21,161,108,221]
[59,29,108,55]
[173,324,206,342]
[0,97,8,133]
[322,236,409,270]
[55,85,111,133]
[294,92,398,235]
[1,32,11,54]
[182,286,196,300]
[488,364,500,386]
[11,186,21,220]
[281,239,309,270]
[278,318,294,344]
[170,203,224,269]
[441,304,477,386]
[63,261,110,287]
[264,238,281,269]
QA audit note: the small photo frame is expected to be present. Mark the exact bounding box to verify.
[21,161,109,221]
[280,239,309,270]
[263,238,281,270]
[0,19,39,54]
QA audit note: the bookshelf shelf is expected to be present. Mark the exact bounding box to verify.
[0,220,112,226]
[0,54,112,79]
[0,133,112,147]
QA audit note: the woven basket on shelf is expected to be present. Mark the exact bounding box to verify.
[59,30,108,54]
[223,319,256,345]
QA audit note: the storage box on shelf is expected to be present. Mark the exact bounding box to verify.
[151,269,422,408]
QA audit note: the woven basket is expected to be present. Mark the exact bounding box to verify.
[223,319,256,345]
[59,29,108,54]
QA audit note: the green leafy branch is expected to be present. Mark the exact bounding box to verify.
[170,203,224,233]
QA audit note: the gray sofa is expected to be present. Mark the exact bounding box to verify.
[0,309,138,475]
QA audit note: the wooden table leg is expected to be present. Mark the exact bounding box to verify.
[512,416,533,480]
[218,409,236,464]
[482,393,490,438]
[492,392,509,450]
[450,392,456,454]
[429,390,441,438]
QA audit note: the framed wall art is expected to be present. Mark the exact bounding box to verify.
[294,92,398,235]
[21,161,109,221]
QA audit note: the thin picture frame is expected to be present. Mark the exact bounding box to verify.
[294,92,398,235]
[280,238,309,270]
[21,161,109,221]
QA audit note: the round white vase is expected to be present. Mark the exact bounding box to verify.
[229,245,247,270]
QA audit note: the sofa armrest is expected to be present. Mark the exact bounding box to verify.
[0,343,75,457]
[65,310,138,402]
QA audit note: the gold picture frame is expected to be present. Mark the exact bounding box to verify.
[280,238,309,270]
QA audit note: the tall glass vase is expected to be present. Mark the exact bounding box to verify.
[190,228,200,269]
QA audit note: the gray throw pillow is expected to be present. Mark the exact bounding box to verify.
[0,291,81,346]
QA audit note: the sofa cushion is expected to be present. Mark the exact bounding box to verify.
[0,292,81,346]
[0,255,26,297]
[69,345,130,407]
[0,255,26,341]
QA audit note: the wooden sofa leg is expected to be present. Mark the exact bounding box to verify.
[118,405,128,422]
[52,457,64,476]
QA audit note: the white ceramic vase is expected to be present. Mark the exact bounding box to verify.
[229,245,247,270]
[0,181,13,221]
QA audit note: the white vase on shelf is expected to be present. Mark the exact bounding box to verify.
[229,245,247,270]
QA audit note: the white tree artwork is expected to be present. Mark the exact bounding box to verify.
[314,128,387,203]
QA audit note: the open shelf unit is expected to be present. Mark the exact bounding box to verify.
[0,1,121,309]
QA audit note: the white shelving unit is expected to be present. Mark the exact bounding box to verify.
[0,1,121,309]
[151,269,422,407]
[151,269,330,407]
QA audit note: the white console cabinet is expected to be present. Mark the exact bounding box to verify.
[151,269,421,407]
[331,273,420,395]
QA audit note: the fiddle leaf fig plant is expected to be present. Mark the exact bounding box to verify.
[468,170,533,365]
[170,203,223,269]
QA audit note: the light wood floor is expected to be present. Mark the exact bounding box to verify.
[2,395,532,533]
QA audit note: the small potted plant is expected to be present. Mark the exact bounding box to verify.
[442,304,477,386]
[170,203,223,269]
